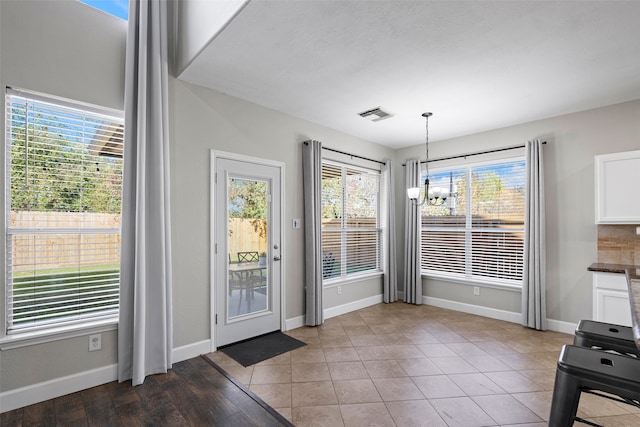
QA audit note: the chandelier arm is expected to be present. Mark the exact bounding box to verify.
[410,177,430,206]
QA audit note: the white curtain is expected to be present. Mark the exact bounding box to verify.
[118,0,173,385]
[382,161,397,303]
[404,160,422,304]
[302,140,323,326]
[522,139,546,330]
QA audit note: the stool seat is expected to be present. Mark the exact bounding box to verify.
[574,320,639,357]
[549,345,640,426]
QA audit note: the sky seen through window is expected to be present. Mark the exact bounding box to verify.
[79,0,128,20]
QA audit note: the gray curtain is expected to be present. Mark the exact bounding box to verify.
[118,0,173,385]
[522,139,546,330]
[382,161,397,303]
[302,140,323,326]
[404,160,422,304]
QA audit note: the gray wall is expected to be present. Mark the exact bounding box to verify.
[0,0,126,110]
[170,79,394,347]
[396,99,640,324]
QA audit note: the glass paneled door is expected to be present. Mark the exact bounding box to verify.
[214,154,282,347]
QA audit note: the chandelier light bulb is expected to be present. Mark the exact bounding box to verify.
[407,187,420,200]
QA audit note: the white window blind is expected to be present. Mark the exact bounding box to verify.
[421,159,525,285]
[5,89,124,333]
[321,161,381,281]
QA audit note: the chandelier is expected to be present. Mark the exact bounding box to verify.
[407,112,450,206]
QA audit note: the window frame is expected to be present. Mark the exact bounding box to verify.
[321,159,383,285]
[2,88,124,346]
[420,156,526,289]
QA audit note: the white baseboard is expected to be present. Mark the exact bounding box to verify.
[423,296,577,334]
[324,294,384,320]
[546,318,578,335]
[285,315,305,331]
[172,339,212,363]
[0,363,118,414]
[424,296,522,324]
[1,339,215,414]
[284,294,384,331]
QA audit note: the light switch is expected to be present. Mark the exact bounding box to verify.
[292,219,301,229]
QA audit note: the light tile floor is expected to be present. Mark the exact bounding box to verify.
[205,302,640,426]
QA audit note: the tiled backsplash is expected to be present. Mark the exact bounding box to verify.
[597,224,640,265]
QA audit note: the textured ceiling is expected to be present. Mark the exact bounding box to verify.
[178,1,640,148]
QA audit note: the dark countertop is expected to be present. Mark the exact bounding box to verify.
[588,262,639,274]
[627,267,640,281]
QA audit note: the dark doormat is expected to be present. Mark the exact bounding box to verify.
[219,331,306,367]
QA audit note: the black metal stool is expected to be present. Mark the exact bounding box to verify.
[549,344,640,426]
[574,319,639,357]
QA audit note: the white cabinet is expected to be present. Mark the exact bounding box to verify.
[595,150,640,224]
[592,272,632,326]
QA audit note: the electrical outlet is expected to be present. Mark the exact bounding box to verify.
[473,286,480,296]
[337,286,342,295]
[89,334,102,351]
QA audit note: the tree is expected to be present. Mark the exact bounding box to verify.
[321,174,342,220]
[8,106,123,214]
[321,167,379,222]
[228,178,268,238]
[471,170,504,215]
[421,164,525,224]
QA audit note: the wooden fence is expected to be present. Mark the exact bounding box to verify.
[9,213,271,270]
[228,218,267,260]
[10,212,121,272]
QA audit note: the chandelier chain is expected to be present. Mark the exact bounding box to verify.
[424,113,430,179]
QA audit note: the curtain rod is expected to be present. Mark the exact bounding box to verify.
[321,146,386,165]
[403,141,547,166]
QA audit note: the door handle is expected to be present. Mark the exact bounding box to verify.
[273,256,281,261]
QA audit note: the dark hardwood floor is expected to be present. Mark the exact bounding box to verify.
[1,356,292,427]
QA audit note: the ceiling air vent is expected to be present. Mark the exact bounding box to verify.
[358,107,394,122]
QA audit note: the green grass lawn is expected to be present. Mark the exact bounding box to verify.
[13,263,120,278]
[11,265,120,327]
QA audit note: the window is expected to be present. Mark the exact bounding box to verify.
[421,158,525,286]
[321,161,381,281]
[78,0,129,20]
[5,89,124,334]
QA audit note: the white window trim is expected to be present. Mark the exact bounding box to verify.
[321,159,383,283]
[420,156,525,287]
[422,270,522,292]
[6,87,123,120]
[324,270,384,288]
[0,316,117,350]
[3,88,123,340]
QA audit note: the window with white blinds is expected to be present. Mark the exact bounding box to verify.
[321,161,381,282]
[5,89,124,333]
[421,158,525,285]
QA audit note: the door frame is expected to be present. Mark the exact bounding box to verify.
[209,150,286,352]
